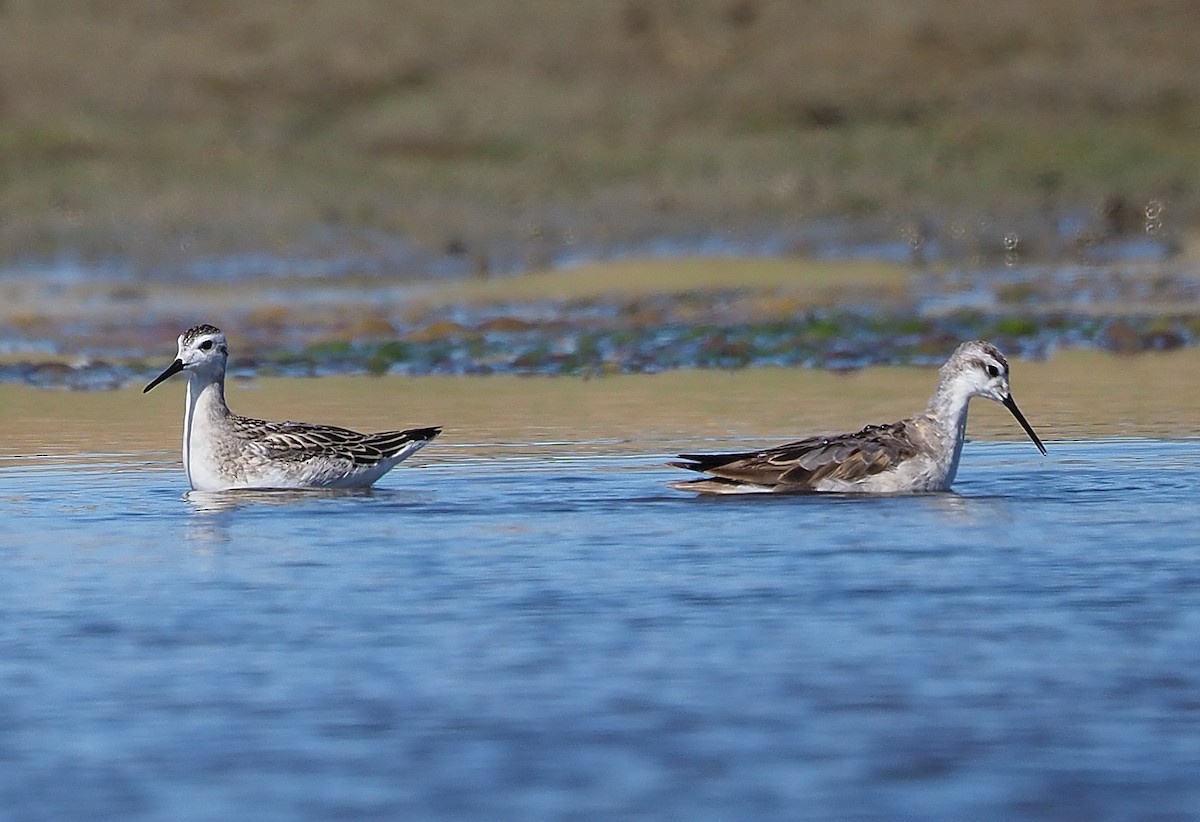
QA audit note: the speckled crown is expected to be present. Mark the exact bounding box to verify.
[181,324,223,345]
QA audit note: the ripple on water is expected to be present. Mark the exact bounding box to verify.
[1,439,1199,818]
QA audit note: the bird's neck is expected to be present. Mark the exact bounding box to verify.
[183,369,229,487]
[926,377,973,435]
[925,377,974,487]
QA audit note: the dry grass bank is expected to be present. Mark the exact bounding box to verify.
[2,0,1198,265]
[412,257,911,305]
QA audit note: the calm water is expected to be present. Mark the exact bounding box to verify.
[2,439,1199,821]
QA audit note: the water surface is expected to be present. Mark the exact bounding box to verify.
[2,437,1199,820]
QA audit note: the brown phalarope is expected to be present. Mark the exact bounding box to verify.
[144,324,441,491]
[669,340,1046,495]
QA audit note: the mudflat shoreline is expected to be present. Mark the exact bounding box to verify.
[6,348,1199,463]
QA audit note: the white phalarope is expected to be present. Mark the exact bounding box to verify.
[669,340,1046,495]
[144,324,441,491]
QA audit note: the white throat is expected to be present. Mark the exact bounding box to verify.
[182,369,228,490]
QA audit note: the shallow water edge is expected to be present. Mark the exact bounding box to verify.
[3,348,1199,465]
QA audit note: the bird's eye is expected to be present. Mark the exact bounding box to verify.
[199,340,214,351]
[985,364,1000,378]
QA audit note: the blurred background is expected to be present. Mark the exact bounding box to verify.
[6,7,1200,820]
[1,0,1198,378]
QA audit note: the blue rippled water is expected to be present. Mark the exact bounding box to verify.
[1,439,1199,820]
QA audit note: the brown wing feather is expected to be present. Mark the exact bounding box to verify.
[672,421,918,491]
[233,418,441,465]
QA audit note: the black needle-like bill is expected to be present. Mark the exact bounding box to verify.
[143,358,184,393]
[1002,394,1047,455]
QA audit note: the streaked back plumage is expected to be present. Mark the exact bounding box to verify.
[669,340,1045,495]
[145,324,441,491]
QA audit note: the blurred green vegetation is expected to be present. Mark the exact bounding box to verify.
[2,0,1198,265]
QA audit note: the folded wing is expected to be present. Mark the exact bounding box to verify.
[670,421,918,493]
[235,419,442,465]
